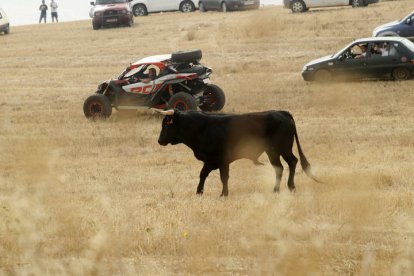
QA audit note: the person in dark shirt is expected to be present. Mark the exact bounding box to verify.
[39,0,48,24]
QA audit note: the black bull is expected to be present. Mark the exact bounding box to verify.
[157,109,319,196]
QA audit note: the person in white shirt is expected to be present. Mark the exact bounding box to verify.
[50,0,58,23]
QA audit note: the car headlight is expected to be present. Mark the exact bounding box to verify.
[120,9,128,14]
[94,11,102,16]
[303,66,314,71]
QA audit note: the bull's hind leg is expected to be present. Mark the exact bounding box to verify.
[266,150,283,193]
[281,152,298,192]
[219,163,230,197]
[197,163,213,195]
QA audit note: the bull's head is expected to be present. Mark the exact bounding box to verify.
[155,109,181,146]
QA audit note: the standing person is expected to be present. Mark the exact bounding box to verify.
[50,0,58,23]
[39,0,48,23]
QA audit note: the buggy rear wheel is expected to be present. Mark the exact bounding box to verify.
[83,94,112,119]
[167,92,197,111]
[199,84,226,111]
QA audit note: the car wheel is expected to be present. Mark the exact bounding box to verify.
[133,4,148,16]
[392,67,410,81]
[4,24,9,34]
[221,2,228,12]
[291,0,306,13]
[352,0,364,7]
[199,2,206,12]
[171,49,202,63]
[313,69,332,82]
[83,94,112,119]
[199,84,226,112]
[180,1,195,12]
[167,92,198,111]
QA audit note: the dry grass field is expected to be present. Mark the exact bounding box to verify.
[1,0,414,274]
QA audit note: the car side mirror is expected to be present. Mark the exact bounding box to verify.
[406,18,411,25]
[90,1,95,6]
[337,55,344,61]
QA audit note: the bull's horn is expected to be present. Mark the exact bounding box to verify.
[152,108,175,116]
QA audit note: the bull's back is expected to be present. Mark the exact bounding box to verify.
[224,111,294,162]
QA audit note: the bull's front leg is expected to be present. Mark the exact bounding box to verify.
[219,163,230,197]
[197,163,213,195]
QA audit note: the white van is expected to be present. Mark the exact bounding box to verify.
[128,0,198,16]
[0,8,10,35]
[283,0,378,13]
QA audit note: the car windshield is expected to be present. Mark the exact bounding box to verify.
[333,42,356,58]
[400,11,414,22]
[96,0,127,4]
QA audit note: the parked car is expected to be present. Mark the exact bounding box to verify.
[0,8,10,35]
[129,0,198,16]
[198,0,260,12]
[90,0,134,30]
[373,10,414,41]
[302,37,414,81]
[83,49,226,118]
[283,0,378,13]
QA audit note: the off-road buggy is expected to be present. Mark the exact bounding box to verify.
[83,49,225,118]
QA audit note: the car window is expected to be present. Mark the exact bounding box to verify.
[389,43,399,56]
[351,45,362,55]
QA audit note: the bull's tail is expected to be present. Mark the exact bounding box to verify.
[286,112,321,183]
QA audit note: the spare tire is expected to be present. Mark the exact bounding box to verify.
[171,49,202,63]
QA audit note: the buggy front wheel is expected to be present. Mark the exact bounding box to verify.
[83,94,112,119]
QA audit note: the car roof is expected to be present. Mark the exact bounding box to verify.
[354,37,407,43]
[132,54,171,66]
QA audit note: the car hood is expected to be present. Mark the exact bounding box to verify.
[93,3,130,12]
[304,55,333,67]
[373,20,399,32]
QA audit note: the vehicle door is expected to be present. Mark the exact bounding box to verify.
[364,41,408,76]
[203,0,220,10]
[304,0,346,8]
[147,0,177,12]
[333,43,371,79]
[322,0,348,7]
[303,0,326,8]
[398,13,414,41]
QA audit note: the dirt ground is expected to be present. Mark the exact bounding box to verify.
[0,1,413,275]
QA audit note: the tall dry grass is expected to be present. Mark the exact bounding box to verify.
[1,1,414,275]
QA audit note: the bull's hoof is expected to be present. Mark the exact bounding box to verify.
[220,192,228,197]
[273,188,280,193]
